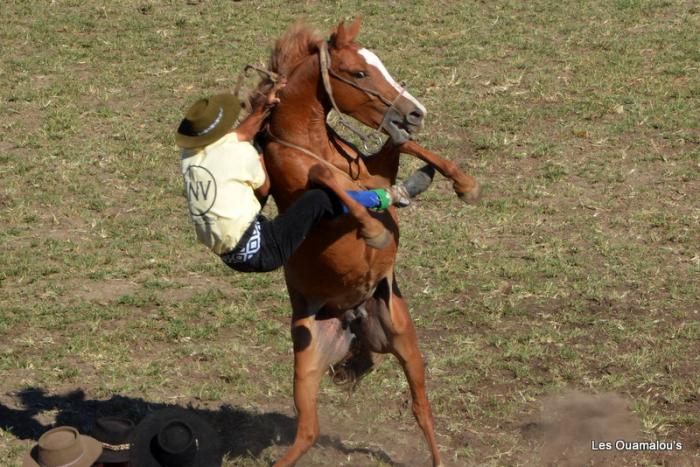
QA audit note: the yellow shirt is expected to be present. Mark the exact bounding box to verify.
[181,133,266,255]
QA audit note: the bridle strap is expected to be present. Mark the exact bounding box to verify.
[263,41,407,182]
[327,69,395,107]
[319,42,403,153]
[266,123,364,184]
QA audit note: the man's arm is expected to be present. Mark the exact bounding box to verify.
[234,78,286,142]
[254,155,271,203]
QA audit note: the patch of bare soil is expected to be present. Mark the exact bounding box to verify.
[67,278,138,304]
[518,390,699,467]
[521,391,640,466]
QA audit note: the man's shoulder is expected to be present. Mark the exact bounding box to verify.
[219,133,259,159]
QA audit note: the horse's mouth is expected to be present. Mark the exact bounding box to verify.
[380,101,425,144]
[383,118,422,145]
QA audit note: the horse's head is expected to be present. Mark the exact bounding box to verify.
[325,17,426,145]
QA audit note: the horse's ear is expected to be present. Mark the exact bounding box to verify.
[329,20,348,49]
[346,16,362,42]
[330,16,362,49]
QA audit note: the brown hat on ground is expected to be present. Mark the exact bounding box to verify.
[175,93,241,149]
[23,426,102,467]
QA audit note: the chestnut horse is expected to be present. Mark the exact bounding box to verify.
[254,18,480,466]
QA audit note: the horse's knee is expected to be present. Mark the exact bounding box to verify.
[308,163,333,184]
[300,430,318,446]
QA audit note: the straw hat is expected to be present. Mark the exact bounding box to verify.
[176,94,241,149]
[23,426,102,467]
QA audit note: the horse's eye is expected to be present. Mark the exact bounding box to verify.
[352,71,367,79]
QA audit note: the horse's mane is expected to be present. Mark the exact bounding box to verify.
[270,21,323,77]
[248,21,323,108]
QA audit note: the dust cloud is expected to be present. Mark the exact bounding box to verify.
[522,390,640,466]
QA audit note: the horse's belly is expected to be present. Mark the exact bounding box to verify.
[285,227,397,309]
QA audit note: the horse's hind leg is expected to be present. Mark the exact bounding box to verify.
[275,307,353,466]
[386,290,443,467]
[274,318,323,467]
[307,163,389,249]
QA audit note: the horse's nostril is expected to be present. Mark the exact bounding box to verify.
[409,109,424,121]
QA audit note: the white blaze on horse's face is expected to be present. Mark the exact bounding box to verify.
[358,48,427,117]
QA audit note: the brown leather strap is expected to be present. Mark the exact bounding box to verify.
[266,124,365,186]
[319,42,387,153]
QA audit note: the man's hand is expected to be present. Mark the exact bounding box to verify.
[235,77,287,142]
[265,77,287,109]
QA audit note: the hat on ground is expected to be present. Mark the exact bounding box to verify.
[176,93,241,149]
[92,416,135,463]
[130,407,221,467]
[23,426,102,467]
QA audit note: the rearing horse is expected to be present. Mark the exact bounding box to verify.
[255,18,480,466]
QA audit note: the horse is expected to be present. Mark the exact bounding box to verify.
[252,18,480,466]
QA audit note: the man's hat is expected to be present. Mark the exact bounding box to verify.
[176,93,241,149]
[130,407,221,467]
[23,426,102,467]
[91,416,135,463]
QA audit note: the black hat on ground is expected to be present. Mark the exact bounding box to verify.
[130,407,221,467]
[92,416,135,463]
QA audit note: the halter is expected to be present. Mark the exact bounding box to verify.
[319,41,406,153]
[254,40,409,183]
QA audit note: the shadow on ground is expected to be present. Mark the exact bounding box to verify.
[0,387,401,465]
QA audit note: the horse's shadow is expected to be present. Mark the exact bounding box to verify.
[0,387,401,465]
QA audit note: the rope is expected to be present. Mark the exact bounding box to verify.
[266,124,365,186]
[234,64,280,103]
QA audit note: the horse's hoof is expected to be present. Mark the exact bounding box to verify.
[364,229,390,249]
[457,180,481,204]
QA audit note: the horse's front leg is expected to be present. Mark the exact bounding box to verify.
[399,139,481,204]
[307,163,390,249]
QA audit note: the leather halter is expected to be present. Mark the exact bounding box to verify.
[265,41,406,183]
[319,41,405,153]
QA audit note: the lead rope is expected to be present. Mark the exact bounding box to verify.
[233,64,280,105]
[232,62,356,183]
[266,123,365,186]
